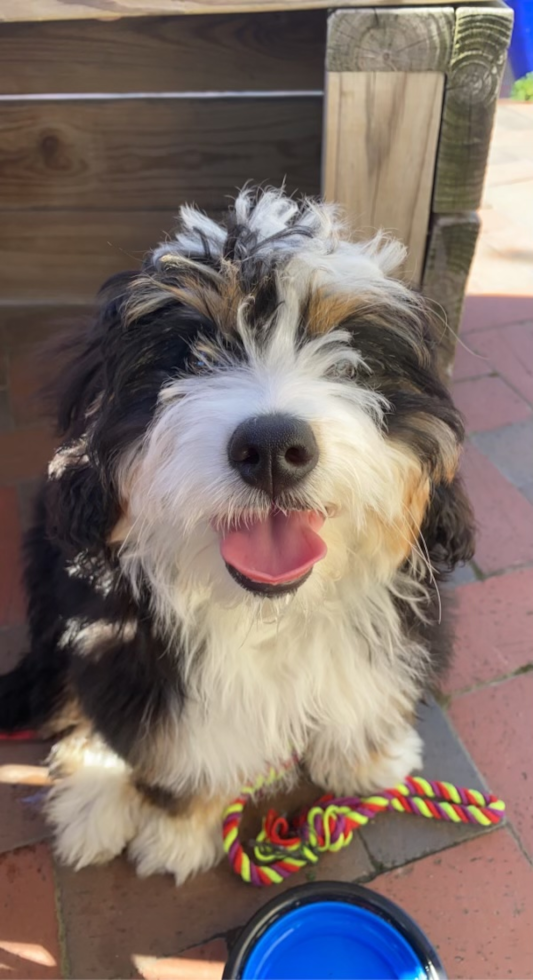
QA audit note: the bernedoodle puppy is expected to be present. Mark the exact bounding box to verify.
[0,188,474,884]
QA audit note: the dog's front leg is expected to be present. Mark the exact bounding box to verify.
[128,790,228,885]
[46,732,228,883]
[46,731,144,869]
[304,724,423,797]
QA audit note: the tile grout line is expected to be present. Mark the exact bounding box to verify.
[354,823,507,883]
[460,559,533,583]
[51,856,72,980]
[445,661,533,701]
[462,316,533,339]
[505,822,533,868]
[439,698,533,862]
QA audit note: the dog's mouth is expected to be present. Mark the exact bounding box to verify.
[218,508,327,597]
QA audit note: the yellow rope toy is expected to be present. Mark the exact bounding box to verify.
[223,767,505,887]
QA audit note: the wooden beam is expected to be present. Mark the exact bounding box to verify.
[432,3,513,213]
[0,305,93,346]
[0,11,326,94]
[0,97,321,211]
[422,213,480,374]
[327,8,454,73]
[323,70,444,285]
[0,0,491,24]
[0,211,174,304]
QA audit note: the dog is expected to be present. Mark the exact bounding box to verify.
[0,188,474,884]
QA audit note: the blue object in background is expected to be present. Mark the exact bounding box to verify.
[508,0,533,78]
[223,882,446,980]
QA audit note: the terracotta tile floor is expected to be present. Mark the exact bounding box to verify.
[0,101,532,980]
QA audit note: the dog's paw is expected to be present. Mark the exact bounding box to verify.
[349,727,423,795]
[46,764,141,870]
[306,726,423,797]
[128,802,225,885]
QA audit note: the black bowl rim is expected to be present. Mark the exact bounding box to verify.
[222,880,447,980]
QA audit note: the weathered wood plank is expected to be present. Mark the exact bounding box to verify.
[322,71,444,285]
[422,212,480,374]
[433,3,513,213]
[0,305,93,348]
[0,0,490,23]
[0,211,175,304]
[0,11,325,94]
[0,97,321,210]
[327,7,454,73]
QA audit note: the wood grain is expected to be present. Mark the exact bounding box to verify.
[0,97,321,210]
[322,71,444,285]
[433,3,513,213]
[422,212,480,374]
[327,7,454,73]
[0,11,325,94]
[0,210,179,303]
[0,0,489,22]
[0,305,93,349]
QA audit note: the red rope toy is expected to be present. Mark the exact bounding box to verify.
[223,766,505,887]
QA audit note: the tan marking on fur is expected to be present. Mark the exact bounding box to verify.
[362,458,431,571]
[107,512,131,545]
[147,791,227,825]
[39,698,83,740]
[33,678,83,741]
[304,286,429,359]
[419,415,460,483]
[404,471,432,546]
[305,291,363,336]
[391,413,460,485]
[124,265,244,337]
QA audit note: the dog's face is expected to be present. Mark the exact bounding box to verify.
[48,190,474,624]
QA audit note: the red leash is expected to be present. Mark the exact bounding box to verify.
[0,730,39,741]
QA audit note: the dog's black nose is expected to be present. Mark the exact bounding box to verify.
[228,413,319,496]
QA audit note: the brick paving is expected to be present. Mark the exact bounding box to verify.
[0,101,532,979]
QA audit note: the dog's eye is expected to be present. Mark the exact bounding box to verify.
[329,359,357,380]
[190,354,211,375]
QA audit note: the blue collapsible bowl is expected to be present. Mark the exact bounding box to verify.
[223,881,446,979]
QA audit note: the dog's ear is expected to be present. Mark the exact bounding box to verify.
[45,452,120,556]
[43,274,133,555]
[421,474,476,573]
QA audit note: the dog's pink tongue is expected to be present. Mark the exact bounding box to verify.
[220,510,327,585]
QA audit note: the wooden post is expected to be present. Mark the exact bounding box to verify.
[422,213,480,375]
[424,1,512,371]
[432,3,514,213]
[323,8,454,286]
[323,2,512,373]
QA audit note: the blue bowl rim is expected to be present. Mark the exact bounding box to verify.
[222,880,447,979]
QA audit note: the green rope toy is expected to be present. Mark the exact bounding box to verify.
[223,766,505,887]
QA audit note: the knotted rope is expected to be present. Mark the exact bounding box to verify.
[223,768,505,887]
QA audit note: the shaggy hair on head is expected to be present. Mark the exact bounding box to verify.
[0,189,474,882]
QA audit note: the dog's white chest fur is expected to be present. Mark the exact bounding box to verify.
[46,582,424,882]
[156,578,425,797]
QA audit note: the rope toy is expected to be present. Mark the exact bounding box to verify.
[223,767,505,887]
